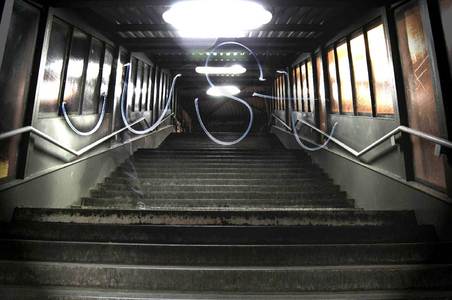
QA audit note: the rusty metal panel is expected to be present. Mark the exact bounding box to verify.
[440,0,452,79]
[396,2,447,189]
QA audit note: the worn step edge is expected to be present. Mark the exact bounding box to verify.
[12,208,415,226]
[2,240,451,266]
[96,183,341,193]
[1,286,452,300]
[1,261,452,291]
[0,223,437,244]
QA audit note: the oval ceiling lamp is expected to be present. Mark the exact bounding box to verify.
[195,64,247,75]
[206,85,241,97]
[162,0,272,38]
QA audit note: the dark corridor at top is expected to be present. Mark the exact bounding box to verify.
[0,0,451,198]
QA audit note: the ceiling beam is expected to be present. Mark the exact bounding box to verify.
[162,64,287,72]
[144,49,298,56]
[49,0,389,8]
[154,56,290,65]
[122,37,317,52]
[115,23,325,33]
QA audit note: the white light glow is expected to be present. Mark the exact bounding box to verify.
[163,0,272,38]
[195,64,246,75]
[206,85,241,97]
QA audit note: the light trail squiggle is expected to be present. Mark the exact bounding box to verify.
[253,70,338,151]
[252,92,298,102]
[290,111,339,151]
[194,41,265,145]
[120,63,182,135]
[61,95,107,136]
[194,96,254,146]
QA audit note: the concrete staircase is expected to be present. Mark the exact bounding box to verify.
[1,133,451,299]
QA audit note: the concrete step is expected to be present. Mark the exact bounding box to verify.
[119,165,318,172]
[104,177,333,186]
[2,286,452,300]
[96,183,341,193]
[132,152,308,158]
[116,166,324,174]
[1,239,451,266]
[0,261,451,292]
[110,171,327,180]
[0,223,437,244]
[133,149,307,154]
[123,161,314,168]
[81,197,356,210]
[89,190,347,201]
[117,168,322,175]
[12,208,416,226]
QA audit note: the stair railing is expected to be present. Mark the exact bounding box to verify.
[271,113,452,158]
[0,113,174,158]
[272,113,292,132]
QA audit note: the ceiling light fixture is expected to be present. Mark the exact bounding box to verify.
[206,85,241,97]
[195,64,247,75]
[162,0,272,38]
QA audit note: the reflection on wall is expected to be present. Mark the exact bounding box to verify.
[396,2,446,189]
[82,37,103,114]
[301,62,308,112]
[38,18,113,117]
[307,60,315,113]
[316,54,327,132]
[295,66,302,111]
[351,33,372,114]
[367,24,396,116]
[38,20,69,114]
[337,42,353,113]
[64,29,89,113]
[327,49,339,113]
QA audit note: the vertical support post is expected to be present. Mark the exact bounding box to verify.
[152,66,159,124]
[17,3,49,179]
[285,66,292,127]
[0,0,13,73]
[333,44,343,114]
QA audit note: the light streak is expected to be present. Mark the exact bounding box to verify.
[61,94,107,136]
[253,70,339,151]
[120,63,182,135]
[194,41,265,145]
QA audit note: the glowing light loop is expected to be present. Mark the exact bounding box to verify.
[120,63,182,135]
[61,94,107,136]
[253,70,338,151]
[195,41,265,145]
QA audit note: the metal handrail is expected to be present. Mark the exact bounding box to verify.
[0,113,174,158]
[272,113,452,158]
[272,113,292,132]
